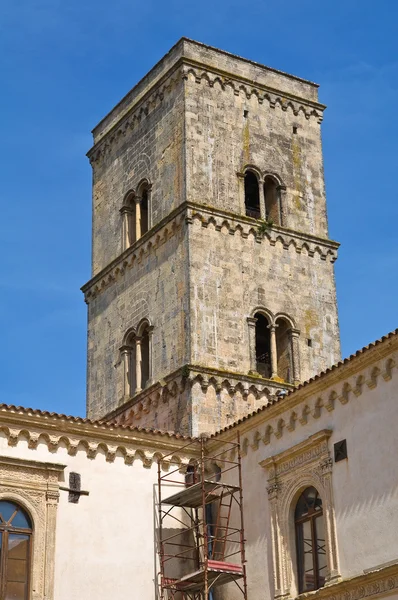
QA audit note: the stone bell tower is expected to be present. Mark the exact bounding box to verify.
[82,38,341,436]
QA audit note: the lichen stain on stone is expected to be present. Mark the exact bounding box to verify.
[243,117,250,163]
[304,309,319,337]
[292,136,303,210]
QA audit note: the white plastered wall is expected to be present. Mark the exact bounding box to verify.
[218,349,398,599]
[0,433,179,600]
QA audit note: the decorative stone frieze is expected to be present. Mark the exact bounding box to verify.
[296,562,398,600]
[261,430,341,598]
[105,364,293,436]
[87,51,326,166]
[182,64,325,122]
[87,67,184,164]
[214,350,397,457]
[82,201,339,304]
[0,406,196,469]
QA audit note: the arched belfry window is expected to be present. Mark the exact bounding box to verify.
[121,192,136,250]
[249,312,300,382]
[121,181,151,251]
[0,500,32,600]
[254,313,272,377]
[140,185,149,236]
[139,322,150,390]
[295,487,326,593]
[244,171,260,219]
[275,317,293,383]
[121,321,153,399]
[263,176,281,225]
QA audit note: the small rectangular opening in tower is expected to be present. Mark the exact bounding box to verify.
[293,126,298,134]
[307,338,312,347]
[243,110,249,118]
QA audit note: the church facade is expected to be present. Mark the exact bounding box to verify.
[0,39,397,600]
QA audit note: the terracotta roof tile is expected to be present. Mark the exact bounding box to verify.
[1,328,396,442]
[0,403,193,440]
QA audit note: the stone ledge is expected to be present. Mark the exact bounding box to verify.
[81,201,339,303]
[295,561,398,600]
[88,49,326,163]
[104,364,294,433]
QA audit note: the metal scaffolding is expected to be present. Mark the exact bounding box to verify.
[157,434,248,600]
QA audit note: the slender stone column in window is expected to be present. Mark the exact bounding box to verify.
[148,326,154,385]
[135,197,141,241]
[135,337,142,393]
[120,206,133,251]
[277,185,287,227]
[259,179,266,220]
[120,345,131,398]
[269,324,278,378]
[247,316,258,372]
[290,328,301,384]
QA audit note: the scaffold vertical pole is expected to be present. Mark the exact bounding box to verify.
[158,459,165,600]
[201,437,208,600]
[237,431,248,599]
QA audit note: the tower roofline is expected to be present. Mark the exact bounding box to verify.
[178,37,320,88]
[91,37,321,145]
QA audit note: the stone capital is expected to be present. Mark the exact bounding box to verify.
[290,328,300,338]
[119,205,134,215]
[247,316,258,327]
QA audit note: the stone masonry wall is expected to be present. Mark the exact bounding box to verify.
[184,67,328,240]
[183,50,340,383]
[188,215,340,383]
[90,77,185,275]
[86,221,190,420]
[85,38,341,429]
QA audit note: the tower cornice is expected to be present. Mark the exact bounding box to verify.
[87,51,326,164]
[81,201,339,303]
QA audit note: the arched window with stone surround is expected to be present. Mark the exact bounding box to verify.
[254,312,272,377]
[121,330,137,398]
[275,317,293,383]
[0,500,33,599]
[120,191,136,251]
[138,321,151,390]
[263,176,281,225]
[120,180,151,252]
[295,487,327,593]
[138,181,150,236]
[120,320,153,399]
[248,311,300,382]
[244,170,260,219]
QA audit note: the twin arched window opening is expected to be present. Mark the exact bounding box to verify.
[295,487,326,593]
[0,500,32,599]
[121,322,153,398]
[254,313,296,383]
[121,181,151,251]
[244,170,283,225]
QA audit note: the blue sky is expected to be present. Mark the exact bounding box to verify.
[0,0,396,416]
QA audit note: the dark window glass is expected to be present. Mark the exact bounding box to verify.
[140,188,149,235]
[244,171,260,218]
[0,502,32,600]
[0,502,18,525]
[254,313,271,378]
[295,487,326,593]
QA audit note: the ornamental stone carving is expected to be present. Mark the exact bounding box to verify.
[260,430,341,599]
[0,455,65,600]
